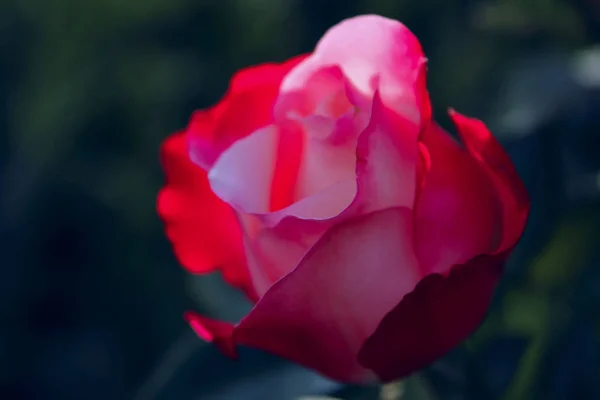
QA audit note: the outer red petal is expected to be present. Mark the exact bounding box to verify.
[357,252,506,382]
[182,208,421,383]
[157,132,257,301]
[449,110,530,253]
[414,124,501,275]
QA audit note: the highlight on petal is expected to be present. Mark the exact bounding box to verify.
[449,110,530,253]
[157,132,257,301]
[413,123,501,276]
[358,253,506,382]
[188,55,309,170]
[279,15,427,124]
[208,125,281,214]
[208,118,358,225]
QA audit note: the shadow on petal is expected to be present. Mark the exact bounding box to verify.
[358,253,507,382]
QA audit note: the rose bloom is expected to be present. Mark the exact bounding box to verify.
[158,15,529,383]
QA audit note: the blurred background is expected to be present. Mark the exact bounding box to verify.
[1,0,599,399]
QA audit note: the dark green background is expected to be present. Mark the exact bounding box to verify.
[1,0,599,399]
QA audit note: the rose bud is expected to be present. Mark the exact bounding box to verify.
[158,14,529,383]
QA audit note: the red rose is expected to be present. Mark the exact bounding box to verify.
[158,15,529,383]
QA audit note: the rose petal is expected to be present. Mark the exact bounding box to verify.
[184,207,421,383]
[188,55,308,170]
[208,125,281,214]
[157,133,257,301]
[279,15,426,123]
[237,207,420,382]
[416,141,431,195]
[449,110,530,253]
[358,252,506,382]
[242,89,427,292]
[239,215,330,297]
[208,119,358,223]
[350,91,420,214]
[288,128,357,214]
[274,65,353,121]
[185,312,238,359]
[414,123,501,275]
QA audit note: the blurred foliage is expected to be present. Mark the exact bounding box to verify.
[1,0,599,399]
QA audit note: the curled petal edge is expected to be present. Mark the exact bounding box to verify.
[448,109,530,253]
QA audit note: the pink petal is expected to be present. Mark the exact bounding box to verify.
[449,110,530,253]
[157,133,257,301]
[208,125,281,214]
[414,123,502,275]
[279,15,426,123]
[358,253,506,382]
[208,119,358,224]
[350,91,420,214]
[239,215,331,297]
[274,65,353,121]
[288,126,358,216]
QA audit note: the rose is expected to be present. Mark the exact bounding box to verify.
[158,14,529,383]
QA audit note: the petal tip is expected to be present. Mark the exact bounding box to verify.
[184,312,239,359]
